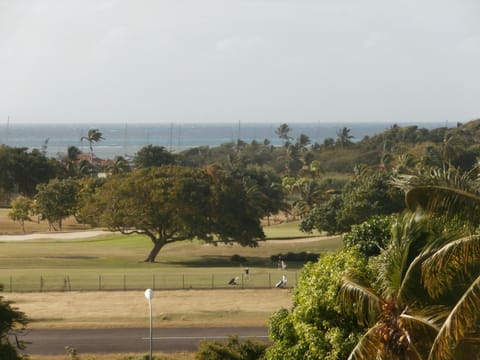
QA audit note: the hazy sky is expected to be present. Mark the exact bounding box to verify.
[1,0,479,124]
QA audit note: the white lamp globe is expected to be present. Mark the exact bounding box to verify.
[144,288,154,300]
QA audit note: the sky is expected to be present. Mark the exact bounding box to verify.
[1,0,479,124]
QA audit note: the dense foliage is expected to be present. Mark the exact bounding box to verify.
[34,178,80,231]
[342,215,394,256]
[267,248,369,359]
[195,335,268,360]
[81,165,276,261]
[300,171,404,234]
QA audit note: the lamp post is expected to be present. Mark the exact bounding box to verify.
[144,288,154,360]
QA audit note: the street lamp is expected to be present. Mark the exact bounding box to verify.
[144,288,154,360]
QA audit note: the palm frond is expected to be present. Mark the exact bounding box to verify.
[397,248,436,306]
[428,275,480,360]
[376,213,430,302]
[405,185,480,228]
[422,234,480,298]
[400,306,449,334]
[338,273,383,327]
[347,324,384,360]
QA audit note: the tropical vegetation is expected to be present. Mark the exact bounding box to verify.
[3,119,480,358]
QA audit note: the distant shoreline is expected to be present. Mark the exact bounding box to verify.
[2,121,449,159]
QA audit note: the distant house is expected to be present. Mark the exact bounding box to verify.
[76,153,109,167]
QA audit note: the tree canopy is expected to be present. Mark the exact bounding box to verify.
[83,165,268,262]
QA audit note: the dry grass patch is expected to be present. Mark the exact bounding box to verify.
[6,289,292,329]
[0,209,90,235]
[30,353,195,360]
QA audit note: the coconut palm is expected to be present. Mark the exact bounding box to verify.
[336,127,354,148]
[338,213,449,360]
[393,166,480,359]
[81,129,104,161]
[106,156,131,175]
[275,123,293,144]
[292,178,324,217]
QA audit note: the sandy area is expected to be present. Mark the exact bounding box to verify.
[0,230,338,243]
[0,230,113,241]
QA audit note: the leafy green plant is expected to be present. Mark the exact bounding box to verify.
[267,248,369,360]
[195,335,267,360]
[342,215,394,256]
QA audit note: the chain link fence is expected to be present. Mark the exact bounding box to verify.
[0,271,297,292]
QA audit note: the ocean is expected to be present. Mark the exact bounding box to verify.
[1,122,446,160]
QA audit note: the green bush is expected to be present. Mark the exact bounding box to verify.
[270,252,319,263]
[266,248,368,360]
[195,335,268,360]
[342,215,394,256]
[231,254,247,263]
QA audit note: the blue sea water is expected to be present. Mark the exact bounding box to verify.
[1,122,446,159]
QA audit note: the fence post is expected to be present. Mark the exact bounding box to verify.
[40,276,44,292]
[123,274,127,291]
[211,274,214,289]
[182,274,185,289]
[152,274,155,290]
[98,275,102,290]
[9,276,12,292]
[268,273,271,288]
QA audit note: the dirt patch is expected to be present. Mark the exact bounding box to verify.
[0,230,113,242]
[45,256,98,259]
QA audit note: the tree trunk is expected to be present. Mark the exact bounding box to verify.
[144,241,164,262]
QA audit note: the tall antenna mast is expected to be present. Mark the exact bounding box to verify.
[5,116,10,144]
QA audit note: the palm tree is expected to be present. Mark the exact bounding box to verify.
[81,129,104,161]
[339,213,447,360]
[292,178,324,217]
[62,146,82,177]
[275,123,293,144]
[392,166,480,359]
[106,156,130,175]
[336,127,354,148]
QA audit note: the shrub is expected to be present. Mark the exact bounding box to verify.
[342,215,394,256]
[270,252,319,263]
[231,254,247,263]
[195,335,267,360]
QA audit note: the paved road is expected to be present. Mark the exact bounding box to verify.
[12,327,269,355]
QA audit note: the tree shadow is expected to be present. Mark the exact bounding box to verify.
[166,255,305,269]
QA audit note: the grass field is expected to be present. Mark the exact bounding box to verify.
[0,216,341,291]
[0,210,342,357]
[6,289,293,329]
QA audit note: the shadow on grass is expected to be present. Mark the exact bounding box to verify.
[166,255,307,269]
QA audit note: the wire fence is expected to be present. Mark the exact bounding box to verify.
[0,271,298,293]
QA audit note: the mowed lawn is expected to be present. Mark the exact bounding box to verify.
[0,210,342,331]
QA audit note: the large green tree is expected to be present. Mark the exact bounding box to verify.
[84,165,266,262]
[34,178,80,231]
[300,171,404,234]
[0,146,57,197]
[133,145,175,168]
